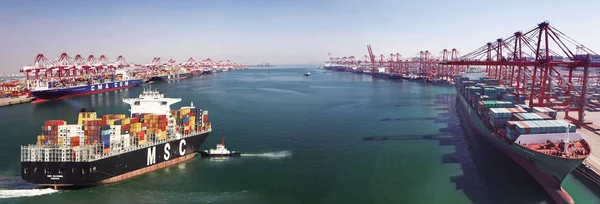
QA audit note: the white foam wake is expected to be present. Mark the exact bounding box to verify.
[0,188,59,199]
[241,150,292,159]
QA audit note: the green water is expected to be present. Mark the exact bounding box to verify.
[1,67,599,204]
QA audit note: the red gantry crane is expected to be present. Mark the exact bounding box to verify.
[444,21,600,127]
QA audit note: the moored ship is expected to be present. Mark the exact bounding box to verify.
[30,70,143,103]
[21,89,212,188]
[455,70,590,204]
[149,69,192,82]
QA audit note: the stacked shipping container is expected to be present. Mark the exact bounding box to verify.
[39,120,66,145]
[456,73,577,142]
[36,108,210,152]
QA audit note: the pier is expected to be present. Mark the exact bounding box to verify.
[564,111,600,184]
[0,96,34,107]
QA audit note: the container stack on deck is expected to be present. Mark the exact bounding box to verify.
[140,113,168,142]
[170,107,209,135]
[38,120,66,145]
[33,108,210,154]
[455,74,577,142]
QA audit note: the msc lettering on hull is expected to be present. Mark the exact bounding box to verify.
[146,139,187,166]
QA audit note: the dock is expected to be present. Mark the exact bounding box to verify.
[0,96,34,107]
[556,111,600,184]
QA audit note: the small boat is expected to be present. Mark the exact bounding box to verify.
[304,72,311,76]
[199,136,241,157]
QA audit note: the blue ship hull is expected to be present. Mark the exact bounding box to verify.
[31,79,143,102]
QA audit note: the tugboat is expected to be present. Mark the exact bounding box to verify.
[303,72,311,76]
[199,136,241,157]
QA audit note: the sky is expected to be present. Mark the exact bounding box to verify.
[1,0,599,73]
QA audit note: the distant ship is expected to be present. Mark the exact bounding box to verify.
[30,70,143,103]
[149,70,191,82]
[304,72,311,76]
[250,63,275,67]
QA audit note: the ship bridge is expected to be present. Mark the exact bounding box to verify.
[123,88,181,116]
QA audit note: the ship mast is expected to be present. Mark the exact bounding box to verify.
[222,136,224,146]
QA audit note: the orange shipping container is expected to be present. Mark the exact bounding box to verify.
[70,136,80,147]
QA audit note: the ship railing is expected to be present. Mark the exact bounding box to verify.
[90,129,212,161]
[21,145,97,162]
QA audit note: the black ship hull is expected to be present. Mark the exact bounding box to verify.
[149,72,192,82]
[21,132,210,187]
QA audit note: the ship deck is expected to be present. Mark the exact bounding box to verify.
[556,111,600,180]
[522,141,589,159]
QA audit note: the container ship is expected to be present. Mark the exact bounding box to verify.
[455,71,591,204]
[149,69,192,82]
[20,89,211,188]
[29,70,143,103]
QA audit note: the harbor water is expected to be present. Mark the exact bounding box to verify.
[1,67,600,204]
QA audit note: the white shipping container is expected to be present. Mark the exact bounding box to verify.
[120,134,130,149]
[110,125,122,136]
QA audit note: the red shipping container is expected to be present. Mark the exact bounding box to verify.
[203,115,208,122]
[159,115,167,120]
[138,132,145,140]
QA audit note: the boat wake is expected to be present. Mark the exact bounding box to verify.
[0,188,59,199]
[241,150,292,159]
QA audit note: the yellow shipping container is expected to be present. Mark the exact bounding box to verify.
[78,111,97,125]
[180,108,190,115]
[106,119,119,126]
[139,140,146,145]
